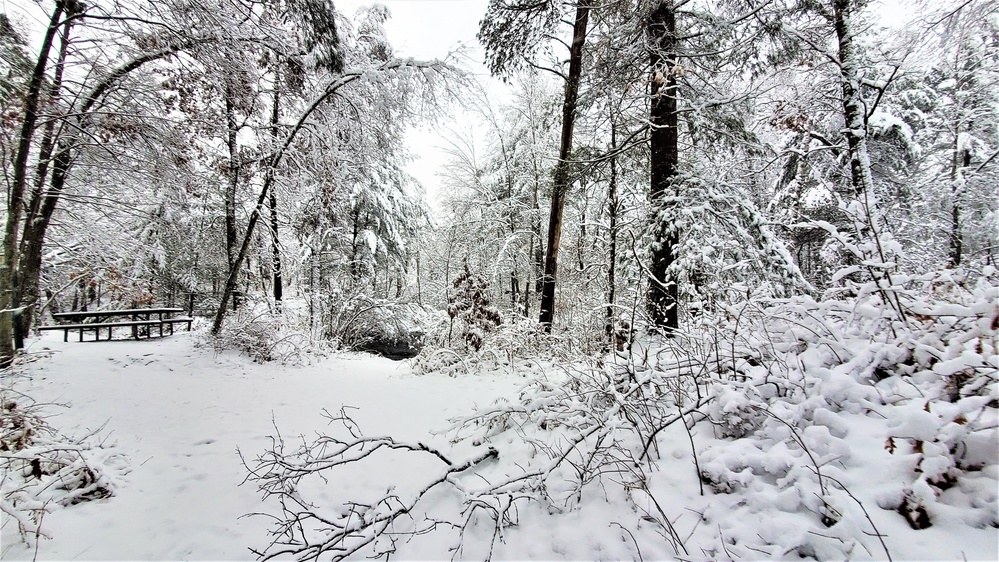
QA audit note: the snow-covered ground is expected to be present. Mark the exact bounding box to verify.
[2,321,997,561]
[1,331,521,560]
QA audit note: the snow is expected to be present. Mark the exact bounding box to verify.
[2,303,997,561]
[1,331,520,560]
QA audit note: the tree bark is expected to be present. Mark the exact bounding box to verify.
[606,119,618,342]
[269,74,283,310]
[647,0,680,334]
[17,15,73,341]
[223,83,243,311]
[832,0,877,203]
[949,144,969,268]
[0,2,66,360]
[538,0,590,331]
[224,85,240,270]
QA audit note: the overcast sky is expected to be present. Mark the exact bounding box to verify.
[335,0,497,207]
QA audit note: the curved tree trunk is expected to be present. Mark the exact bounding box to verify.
[538,0,591,331]
[1,2,67,360]
[17,16,74,338]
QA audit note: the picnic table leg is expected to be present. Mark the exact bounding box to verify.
[78,328,83,342]
[63,328,68,343]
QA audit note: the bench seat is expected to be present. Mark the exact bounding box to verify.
[38,319,189,342]
[157,317,193,336]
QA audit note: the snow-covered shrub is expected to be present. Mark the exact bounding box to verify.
[207,310,282,363]
[206,303,324,364]
[447,263,501,352]
[0,381,129,545]
[691,267,998,558]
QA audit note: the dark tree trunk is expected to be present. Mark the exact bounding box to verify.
[948,139,968,268]
[832,0,875,201]
[1,2,66,359]
[525,170,543,318]
[16,16,73,341]
[211,174,275,335]
[224,85,239,269]
[19,146,71,338]
[647,0,680,334]
[223,83,242,310]
[606,120,618,342]
[268,76,283,310]
[350,208,361,281]
[539,1,590,331]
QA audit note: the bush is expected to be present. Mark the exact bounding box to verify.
[1,371,129,546]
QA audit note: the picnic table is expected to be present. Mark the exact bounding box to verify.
[39,307,193,342]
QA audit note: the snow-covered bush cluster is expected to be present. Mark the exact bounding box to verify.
[1,369,129,546]
[413,313,590,377]
[206,309,286,363]
[689,268,998,558]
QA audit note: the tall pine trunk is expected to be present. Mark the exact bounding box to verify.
[831,0,905,321]
[606,120,618,343]
[833,0,877,204]
[539,1,590,331]
[647,1,680,334]
[269,74,283,310]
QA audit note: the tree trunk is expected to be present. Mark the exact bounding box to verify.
[538,0,590,331]
[0,2,66,360]
[832,0,877,203]
[350,208,361,281]
[16,16,73,341]
[19,146,71,337]
[223,83,242,310]
[212,175,275,335]
[948,139,971,268]
[526,166,543,318]
[606,119,618,343]
[269,75,283,310]
[647,0,680,334]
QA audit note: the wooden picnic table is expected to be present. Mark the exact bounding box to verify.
[41,307,193,342]
[52,307,184,321]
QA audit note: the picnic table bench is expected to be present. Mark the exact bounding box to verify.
[38,308,193,342]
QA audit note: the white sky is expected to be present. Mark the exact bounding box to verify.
[335,0,497,209]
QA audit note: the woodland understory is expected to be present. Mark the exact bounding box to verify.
[1,0,997,560]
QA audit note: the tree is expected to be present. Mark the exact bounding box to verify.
[479,0,593,331]
[1,0,280,360]
[1,0,74,360]
[209,3,456,334]
[646,0,680,333]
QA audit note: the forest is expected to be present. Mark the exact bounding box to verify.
[1,0,997,560]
